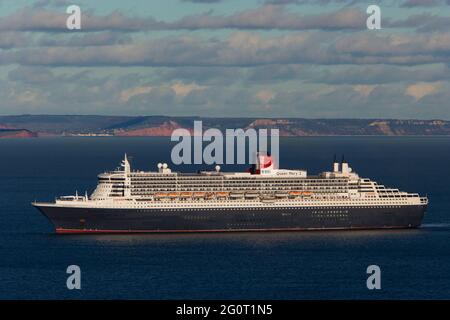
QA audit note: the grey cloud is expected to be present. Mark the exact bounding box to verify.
[2,66,450,118]
[36,32,133,47]
[267,0,448,5]
[304,64,450,84]
[181,0,223,3]
[170,6,366,30]
[155,63,450,86]
[0,6,366,32]
[264,0,357,5]
[0,32,30,49]
[388,13,450,32]
[32,0,71,8]
[0,8,164,32]
[8,66,57,84]
[401,0,441,7]
[3,31,450,67]
[0,32,331,67]
[4,4,450,35]
[157,67,240,85]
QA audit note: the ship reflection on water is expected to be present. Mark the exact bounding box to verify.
[59,228,426,246]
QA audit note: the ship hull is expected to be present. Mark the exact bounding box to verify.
[33,204,427,234]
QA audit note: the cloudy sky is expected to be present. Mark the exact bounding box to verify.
[1,0,450,119]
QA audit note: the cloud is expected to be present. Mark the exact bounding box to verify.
[255,89,275,103]
[265,0,355,4]
[120,86,154,102]
[401,0,441,7]
[181,0,223,3]
[0,6,366,32]
[2,4,449,36]
[170,82,207,97]
[388,13,450,32]
[32,0,71,8]
[267,0,449,6]
[4,30,450,68]
[0,8,163,32]
[406,82,441,100]
[305,64,450,85]
[8,66,57,84]
[353,85,377,96]
[2,2,450,119]
[0,32,30,49]
[36,32,133,47]
[172,6,365,30]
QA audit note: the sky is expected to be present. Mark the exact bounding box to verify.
[1,0,450,119]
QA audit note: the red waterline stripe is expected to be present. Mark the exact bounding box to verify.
[55,225,414,234]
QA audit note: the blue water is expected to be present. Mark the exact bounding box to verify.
[0,136,449,299]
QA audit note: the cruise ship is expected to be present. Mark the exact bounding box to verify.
[32,154,428,234]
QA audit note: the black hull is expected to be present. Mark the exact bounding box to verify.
[33,204,427,234]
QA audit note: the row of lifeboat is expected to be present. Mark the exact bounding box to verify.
[153,191,313,200]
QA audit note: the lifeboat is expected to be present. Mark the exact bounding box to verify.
[289,191,302,196]
[193,192,206,198]
[216,192,229,197]
[245,192,259,199]
[260,195,276,203]
[275,192,288,198]
[155,193,169,198]
[180,192,193,198]
[229,192,244,198]
[302,191,313,196]
[168,193,179,198]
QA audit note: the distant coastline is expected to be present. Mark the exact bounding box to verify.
[1,115,450,138]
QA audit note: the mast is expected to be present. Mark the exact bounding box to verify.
[122,154,131,198]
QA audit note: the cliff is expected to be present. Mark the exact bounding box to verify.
[0,129,38,138]
[1,115,450,137]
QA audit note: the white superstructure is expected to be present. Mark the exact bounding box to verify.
[49,154,428,210]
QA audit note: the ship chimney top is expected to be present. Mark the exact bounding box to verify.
[333,154,339,172]
[341,155,349,174]
[256,152,274,174]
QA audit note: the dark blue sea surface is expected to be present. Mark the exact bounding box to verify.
[0,136,449,299]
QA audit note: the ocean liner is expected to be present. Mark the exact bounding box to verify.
[32,154,428,234]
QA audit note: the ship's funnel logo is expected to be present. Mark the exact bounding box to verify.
[260,155,273,169]
[170,120,279,166]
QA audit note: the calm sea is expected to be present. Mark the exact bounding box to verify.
[0,136,449,299]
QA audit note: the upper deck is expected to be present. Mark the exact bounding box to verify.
[88,154,424,205]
